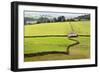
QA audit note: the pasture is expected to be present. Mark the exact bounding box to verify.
[24,21,90,62]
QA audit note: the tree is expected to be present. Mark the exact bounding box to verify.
[67,18,75,21]
[53,17,57,22]
[37,16,50,23]
[57,16,65,22]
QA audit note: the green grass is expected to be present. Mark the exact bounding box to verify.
[24,21,90,62]
[24,37,90,62]
[24,21,90,36]
[69,37,90,57]
[24,37,75,54]
[71,21,90,35]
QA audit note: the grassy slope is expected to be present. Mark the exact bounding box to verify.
[24,21,90,36]
[24,37,90,62]
[24,37,75,54]
[24,21,90,62]
[69,37,90,58]
[24,22,71,36]
[71,21,90,35]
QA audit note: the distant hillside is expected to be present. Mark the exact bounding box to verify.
[24,17,37,24]
[74,14,90,20]
[24,17,37,21]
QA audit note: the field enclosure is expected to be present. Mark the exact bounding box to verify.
[24,21,90,62]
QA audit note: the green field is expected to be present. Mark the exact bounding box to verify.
[24,21,90,62]
[24,37,75,54]
[24,21,90,36]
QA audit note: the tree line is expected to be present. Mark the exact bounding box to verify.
[24,14,90,24]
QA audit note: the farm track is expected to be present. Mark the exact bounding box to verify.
[66,38,80,54]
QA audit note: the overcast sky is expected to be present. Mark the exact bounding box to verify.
[24,11,88,19]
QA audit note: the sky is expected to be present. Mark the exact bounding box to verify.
[24,11,88,19]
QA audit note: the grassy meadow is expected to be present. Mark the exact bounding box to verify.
[24,21,90,62]
[24,21,90,36]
